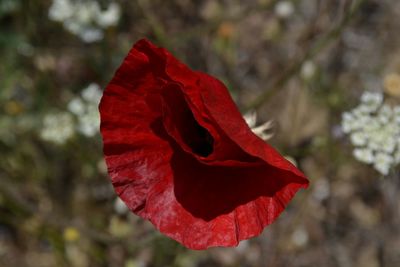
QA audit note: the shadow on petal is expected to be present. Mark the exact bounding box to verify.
[171,149,305,221]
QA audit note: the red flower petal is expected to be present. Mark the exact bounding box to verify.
[99,39,309,250]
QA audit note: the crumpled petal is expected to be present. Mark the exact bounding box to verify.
[99,38,309,250]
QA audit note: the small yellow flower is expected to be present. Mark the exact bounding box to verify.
[63,227,80,242]
[108,216,132,238]
[4,101,23,115]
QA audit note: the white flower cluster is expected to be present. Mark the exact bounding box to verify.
[341,91,400,175]
[40,112,75,144]
[40,83,102,145]
[48,0,120,43]
[68,83,102,137]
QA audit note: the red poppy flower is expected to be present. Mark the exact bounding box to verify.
[99,39,309,250]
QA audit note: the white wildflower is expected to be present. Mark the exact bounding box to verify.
[79,28,104,43]
[75,1,99,24]
[275,1,294,18]
[378,104,392,124]
[251,121,274,141]
[360,91,382,112]
[353,148,374,164]
[82,83,102,103]
[48,0,120,43]
[350,131,367,146]
[341,112,355,133]
[67,98,85,116]
[341,91,400,175]
[363,117,380,132]
[63,20,81,34]
[40,83,102,143]
[300,61,316,80]
[48,0,74,21]
[113,197,129,215]
[381,136,396,154]
[243,111,274,141]
[243,111,257,128]
[291,227,309,247]
[96,3,121,28]
[373,153,393,176]
[77,105,100,137]
[67,83,102,137]
[284,156,297,166]
[349,107,371,131]
[40,112,74,144]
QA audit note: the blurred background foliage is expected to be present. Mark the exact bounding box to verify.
[1,0,400,266]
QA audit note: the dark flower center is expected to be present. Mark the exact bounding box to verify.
[161,84,214,157]
[187,118,214,157]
